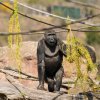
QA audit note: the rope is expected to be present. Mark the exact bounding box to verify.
[0,2,100,36]
[0,29,100,36]
[0,1,100,27]
[10,0,100,26]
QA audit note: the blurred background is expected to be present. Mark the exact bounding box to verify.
[0,0,100,60]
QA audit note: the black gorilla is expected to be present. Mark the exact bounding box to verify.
[37,30,66,92]
[37,30,96,92]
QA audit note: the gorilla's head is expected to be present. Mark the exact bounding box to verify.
[44,30,57,46]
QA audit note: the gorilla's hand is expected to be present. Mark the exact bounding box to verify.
[37,84,46,91]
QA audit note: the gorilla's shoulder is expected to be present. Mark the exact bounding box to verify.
[38,38,44,43]
[38,38,45,45]
[57,38,64,44]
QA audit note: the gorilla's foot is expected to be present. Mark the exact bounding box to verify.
[37,85,47,91]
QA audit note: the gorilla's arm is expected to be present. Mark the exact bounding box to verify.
[57,38,96,63]
[37,40,45,64]
[58,39,67,57]
[37,39,45,90]
[57,39,96,63]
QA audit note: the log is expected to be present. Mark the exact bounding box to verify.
[0,67,38,81]
[4,67,38,79]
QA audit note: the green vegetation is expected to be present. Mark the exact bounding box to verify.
[51,6,80,19]
[86,27,100,45]
[66,17,97,91]
[8,0,22,73]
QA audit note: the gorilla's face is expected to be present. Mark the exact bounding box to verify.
[45,32,57,46]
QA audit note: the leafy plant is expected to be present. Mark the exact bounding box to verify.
[8,0,22,74]
[66,17,97,91]
[86,27,100,45]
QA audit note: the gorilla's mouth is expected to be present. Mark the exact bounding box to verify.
[50,38,54,41]
[50,41,55,43]
[49,41,56,45]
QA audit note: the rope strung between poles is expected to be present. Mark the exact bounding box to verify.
[0,1,100,28]
[1,28,100,36]
[10,0,100,26]
[0,2,100,36]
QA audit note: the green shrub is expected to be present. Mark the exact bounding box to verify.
[85,27,100,45]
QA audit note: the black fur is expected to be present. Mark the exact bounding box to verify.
[37,30,66,92]
[37,30,96,92]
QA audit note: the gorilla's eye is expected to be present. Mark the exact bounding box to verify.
[48,34,55,36]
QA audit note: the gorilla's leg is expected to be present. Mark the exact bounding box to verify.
[54,67,64,91]
[47,78,55,92]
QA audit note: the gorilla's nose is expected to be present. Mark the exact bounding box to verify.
[50,38,54,41]
[50,39,54,42]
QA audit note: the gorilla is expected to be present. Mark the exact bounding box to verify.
[37,30,96,92]
[37,30,66,92]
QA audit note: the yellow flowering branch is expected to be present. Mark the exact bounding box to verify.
[8,0,22,75]
[66,16,97,91]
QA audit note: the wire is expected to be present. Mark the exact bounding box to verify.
[10,0,100,27]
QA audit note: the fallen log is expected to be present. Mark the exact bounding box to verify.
[4,67,38,79]
[0,67,38,81]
